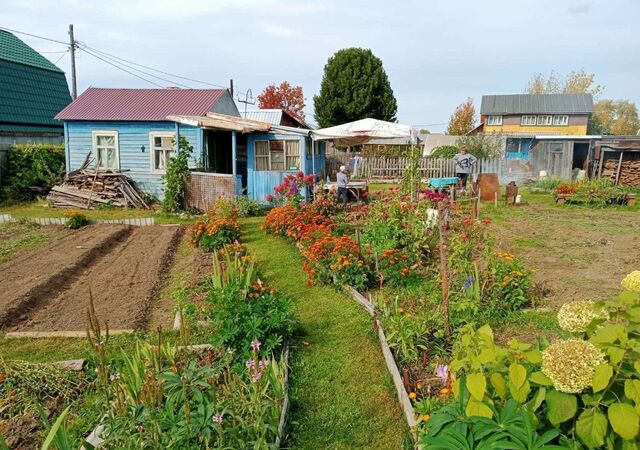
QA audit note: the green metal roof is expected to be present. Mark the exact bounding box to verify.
[0,123,63,133]
[0,30,64,72]
[0,40,71,128]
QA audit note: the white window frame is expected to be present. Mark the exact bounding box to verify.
[552,115,569,126]
[149,132,176,173]
[92,130,120,170]
[521,115,537,126]
[537,115,553,126]
[486,115,503,126]
[254,139,300,172]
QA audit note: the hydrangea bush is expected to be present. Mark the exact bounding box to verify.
[426,271,640,448]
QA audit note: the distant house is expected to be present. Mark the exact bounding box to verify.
[478,93,594,158]
[55,88,324,203]
[0,30,71,150]
[241,109,308,128]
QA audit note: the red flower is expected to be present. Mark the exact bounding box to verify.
[463,218,472,226]
[459,235,470,242]
[265,194,274,202]
[481,219,491,225]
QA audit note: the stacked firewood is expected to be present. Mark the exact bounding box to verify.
[47,170,149,209]
[602,156,640,187]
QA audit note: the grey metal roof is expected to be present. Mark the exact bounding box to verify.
[241,109,283,125]
[480,94,593,115]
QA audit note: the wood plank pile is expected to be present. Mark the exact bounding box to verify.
[602,155,640,187]
[47,170,149,209]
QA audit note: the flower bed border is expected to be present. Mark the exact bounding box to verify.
[341,285,418,439]
[0,213,155,226]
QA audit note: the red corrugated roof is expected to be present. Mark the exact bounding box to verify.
[55,87,227,121]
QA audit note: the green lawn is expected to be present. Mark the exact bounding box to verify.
[0,199,196,224]
[0,221,52,262]
[241,217,408,449]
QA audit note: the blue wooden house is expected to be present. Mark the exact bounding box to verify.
[55,88,324,204]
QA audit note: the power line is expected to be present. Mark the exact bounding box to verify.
[80,47,165,88]
[80,43,233,91]
[78,44,192,89]
[53,49,69,64]
[0,25,69,46]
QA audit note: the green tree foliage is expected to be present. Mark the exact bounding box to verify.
[430,145,459,158]
[2,144,65,200]
[313,48,397,128]
[446,98,476,135]
[589,99,640,135]
[525,69,604,97]
[162,137,192,212]
[455,133,504,158]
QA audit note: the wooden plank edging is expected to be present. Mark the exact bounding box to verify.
[343,284,419,444]
[4,329,134,339]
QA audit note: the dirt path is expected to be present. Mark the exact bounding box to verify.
[489,203,640,306]
[12,226,183,332]
[0,225,131,328]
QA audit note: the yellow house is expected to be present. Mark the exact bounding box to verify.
[479,93,593,155]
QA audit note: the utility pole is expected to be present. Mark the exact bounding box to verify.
[229,79,234,97]
[68,24,77,99]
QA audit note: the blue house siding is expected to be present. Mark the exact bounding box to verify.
[246,133,325,202]
[66,121,201,198]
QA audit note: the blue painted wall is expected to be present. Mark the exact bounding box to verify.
[246,133,325,202]
[65,121,201,198]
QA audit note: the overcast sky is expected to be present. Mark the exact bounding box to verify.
[4,0,640,131]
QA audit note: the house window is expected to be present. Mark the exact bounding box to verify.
[92,131,119,170]
[254,140,300,171]
[553,115,569,126]
[486,115,503,126]
[150,133,176,171]
[521,115,537,126]
[537,115,553,126]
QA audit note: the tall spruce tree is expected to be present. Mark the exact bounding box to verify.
[314,48,397,128]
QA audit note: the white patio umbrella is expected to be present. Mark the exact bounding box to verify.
[311,118,415,146]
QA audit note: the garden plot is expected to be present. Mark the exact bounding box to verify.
[9,225,182,332]
[0,224,131,328]
[489,201,640,306]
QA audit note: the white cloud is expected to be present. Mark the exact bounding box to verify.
[568,2,592,14]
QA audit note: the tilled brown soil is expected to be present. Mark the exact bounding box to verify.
[0,225,131,328]
[489,202,640,306]
[12,225,183,332]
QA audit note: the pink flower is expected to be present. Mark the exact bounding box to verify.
[265,194,274,203]
[482,219,491,225]
[459,235,469,242]
[251,339,261,351]
[213,413,223,424]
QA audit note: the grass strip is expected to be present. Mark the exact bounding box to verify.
[241,217,408,449]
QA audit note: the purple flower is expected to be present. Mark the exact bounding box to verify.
[251,339,261,352]
[212,413,223,424]
[259,358,269,371]
[245,359,255,370]
[250,372,263,383]
[435,365,449,384]
[289,180,298,195]
[462,276,474,291]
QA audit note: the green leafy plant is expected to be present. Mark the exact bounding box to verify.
[430,145,459,159]
[162,137,192,212]
[234,195,264,217]
[1,144,65,200]
[64,211,88,229]
[205,245,294,361]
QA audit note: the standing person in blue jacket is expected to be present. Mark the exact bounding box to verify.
[453,146,477,190]
[336,165,349,206]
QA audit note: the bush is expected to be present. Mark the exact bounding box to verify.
[234,195,264,217]
[439,276,640,449]
[376,248,418,287]
[301,234,369,289]
[2,144,65,200]
[162,137,192,212]
[430,145,459,159]
[206,244,294,362]
[191,197,241,251]
[64,211,88,229]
